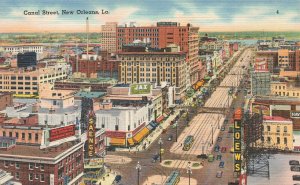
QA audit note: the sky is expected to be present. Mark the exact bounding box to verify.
[0,0,299,33]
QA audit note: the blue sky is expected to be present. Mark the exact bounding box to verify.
[0,0,299,32]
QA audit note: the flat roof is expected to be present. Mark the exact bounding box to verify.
[263,116,292,122]
[247,153,300,185]
[0,141,79,159]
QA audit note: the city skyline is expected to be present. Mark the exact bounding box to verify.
[0,0,300,33]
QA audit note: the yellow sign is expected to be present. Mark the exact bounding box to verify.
[87,114,95,157]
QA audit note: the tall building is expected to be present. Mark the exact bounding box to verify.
[116,22,200,84]
[100,22,117,53]
[251,71,271,96]
[17,52,37,68]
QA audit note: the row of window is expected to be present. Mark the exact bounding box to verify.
[2,131,39,141]
[28,173,45,182]
[4,161,44,170]
[262,136,288,145]
[264,125,288,132]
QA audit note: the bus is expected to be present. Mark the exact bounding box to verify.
[183,135,194,151]
[165,171,180,185]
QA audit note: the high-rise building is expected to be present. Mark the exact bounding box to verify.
[100,22,117,53]
[17,52,37,68]
[116,22,200,84]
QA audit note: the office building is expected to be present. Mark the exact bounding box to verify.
[100,22,117,53]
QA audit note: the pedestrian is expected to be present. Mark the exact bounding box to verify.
[180,143,183,147]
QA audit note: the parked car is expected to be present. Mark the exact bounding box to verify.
[152,154,160,163]
[168,135,173,141]
[197,154,208,159]
[291,165,300,172]
[214,145,220,152]
[217,137,222,142]
[221,126,225,131]
[208,154,215,162]
[290,160,300,165]
[216,154,222,161]
[114,175,122,183]
[216,170,223,178]
[219,161,225,168]
[221,147,227,153]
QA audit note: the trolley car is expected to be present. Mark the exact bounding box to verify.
[165,171,180,185]
[183,135,194,151]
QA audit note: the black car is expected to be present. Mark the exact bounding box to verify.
[197,154,208,159]
[289,160,300,165]
[114,175,122,183]
[152,154,160,162]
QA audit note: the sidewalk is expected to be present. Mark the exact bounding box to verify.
[116,110,180,152]
[96,169,117,185]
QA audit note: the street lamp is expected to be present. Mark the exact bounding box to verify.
[158,138,163,163]
[187,161,192,185]
[175,121,178,142]
[136,161,141,185]
[211,124,214,145]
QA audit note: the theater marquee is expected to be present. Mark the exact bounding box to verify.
[234,108,242,173]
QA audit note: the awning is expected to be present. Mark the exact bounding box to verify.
[146,124,155,131]
[110,138,126,146]
[133,127,149,143]
[156,115,165,123]
[127,138,135,146]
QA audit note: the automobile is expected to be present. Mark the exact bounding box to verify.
[216,154,222,160]
[224,119,228,125]
[221,126,225,131]
[114,175,122,183]
[197,154,208,159]
[168,135,173,141]
[219,161,225,168]
[217,137,222,142]
[162,129,167,134]
[208,154,215,162]
[291,165,300,172]
[170,121,175,125]
[214,145,220,152]
[221,147,227,153]
[152,154,160,163]
[230,147,234,153]
[289,160,300,165]
[216,170,223,178]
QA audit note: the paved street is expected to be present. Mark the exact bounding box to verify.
[106,48,254,185]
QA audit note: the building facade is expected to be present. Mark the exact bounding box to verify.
[0,44,44,54]
[0,92,13,111]
[261,116,293,151]
[100,22,117,53]
[117,52,189,101]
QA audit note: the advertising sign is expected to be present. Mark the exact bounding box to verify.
[291,111,300,119]
[87,111,95,158]
[130,84,151,95]
[50,174,54,185]
[234,108,242,173]
[252,103,270,116]
[49,125,75,142]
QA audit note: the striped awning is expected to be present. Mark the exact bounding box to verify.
[133,127,149,143]
[127,138,135,146]
[110,138,126,146]
[156,115,165,123]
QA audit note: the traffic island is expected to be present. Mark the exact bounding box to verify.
[160,160,203,169]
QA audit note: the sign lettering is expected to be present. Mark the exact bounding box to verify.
[49,125,75,142]
[234,109,242,173]
[291,111,300,119]
[87,112,95,158]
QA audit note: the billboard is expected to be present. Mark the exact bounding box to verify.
[87,111,96,158]
[234,108,242,173]
[252,103,270,116]
[291,111,300,119]
[49,125,75,142]
[130,84,151,95]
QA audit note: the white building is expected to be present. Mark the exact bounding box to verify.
[0,44,44,54]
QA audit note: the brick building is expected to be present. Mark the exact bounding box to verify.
[116,22,200,84]
[0,92,13,111]
[0,139,84,185]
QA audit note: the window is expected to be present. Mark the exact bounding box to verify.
[28,133,32,140]
[22,133,25,140]
[35,174,39,179]
[277,137,280,144]
[16,132,19,138]
[35,133,39,141]
[284,137,287,145]
[115,124,119,131]
[267,126,270,132]
[284,126,287,132]
[267,137,271,143]
[40,164,44,171]
[40,174,45,182]
[261,136,264,142]
[9,132,12,137]
[29,163,34,170]
[15,162,20,169]
[29,173,33,181]
[10,161,14,166]
[4,161,9,167]
[15,172,20,180]
[276,126,280,132]
[2,131,6,137]
[101,124,105,128]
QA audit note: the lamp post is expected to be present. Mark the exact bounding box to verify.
[175,121,178,142]
[158,138,163,163]
[136,161,141,185]
[187,161,192,185]
[211,125,214,145]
